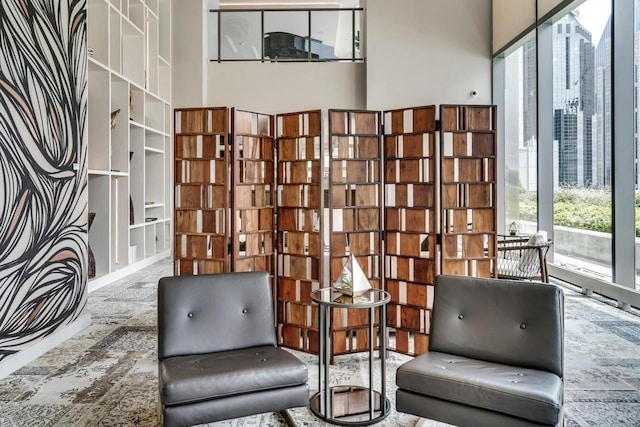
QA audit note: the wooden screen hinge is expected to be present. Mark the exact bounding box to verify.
[379,121,384,136]
[228,243,232,254]
[273,138,278,149]
[228,133,232,144]
[435,120,442,131]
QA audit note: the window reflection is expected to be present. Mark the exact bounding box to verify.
[503,35,538,235]
[551,1,613,281]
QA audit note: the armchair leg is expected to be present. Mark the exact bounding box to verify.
[157,400,164,426]
[280,409,297,427]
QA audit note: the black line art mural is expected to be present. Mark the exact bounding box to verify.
[0,0,88,361]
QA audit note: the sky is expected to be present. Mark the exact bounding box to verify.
[575,1,612,45]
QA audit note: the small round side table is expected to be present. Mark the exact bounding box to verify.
[309,287,391,426]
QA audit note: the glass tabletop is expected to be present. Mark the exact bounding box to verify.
[310,287,390,308]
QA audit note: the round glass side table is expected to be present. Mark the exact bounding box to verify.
[309,287,391,426]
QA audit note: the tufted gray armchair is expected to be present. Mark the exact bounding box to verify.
[396,275,564,427]
[157,271,308,427]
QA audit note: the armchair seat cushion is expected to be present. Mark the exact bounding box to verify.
[160,346,308,407]
[396,351,563,425]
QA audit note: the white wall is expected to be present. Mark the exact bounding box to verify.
[172,0,206,107]
[365,0,492,109]
[172,0,493,111]
[206,62,366,112]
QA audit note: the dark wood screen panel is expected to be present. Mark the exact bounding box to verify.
[276,110,322,354]
[231,109,276,278]
[383,106,436,356]
[328,109,383,357]
[440,105,497,278]
[174,107,229,275]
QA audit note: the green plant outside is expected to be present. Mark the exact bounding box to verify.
[518,188,640,237]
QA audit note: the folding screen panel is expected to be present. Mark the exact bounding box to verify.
[440,105,497,277]
[231,109,276,278]
[383,106,437,356]
[276,110,322,353]
[328,109,383,357]
[174,107,229,275]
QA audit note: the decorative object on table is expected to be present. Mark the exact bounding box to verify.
[129,152,134,225]
[334,254,371,296]
[110,108,121,130]
[88,212,96,279]
[508,221,519,236]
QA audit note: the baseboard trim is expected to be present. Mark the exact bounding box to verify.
[88,250,171,293]
[0,312,92,380]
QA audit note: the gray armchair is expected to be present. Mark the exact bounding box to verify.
[396,275,564,427]
[157,271,309,427]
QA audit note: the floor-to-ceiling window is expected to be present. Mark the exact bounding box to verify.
[550,0,613,281]
[504,34,538,234]
[495,0,640,304]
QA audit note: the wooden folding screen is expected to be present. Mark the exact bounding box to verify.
[231,109,276,278]
[276,110,322,353]
[173,105,498,359]
[328,109,383,356]
[440,105,497,277]
[174,107,229,274]
[383,106,437,356]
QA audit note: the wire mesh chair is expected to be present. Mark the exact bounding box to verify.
[497,236,553,283]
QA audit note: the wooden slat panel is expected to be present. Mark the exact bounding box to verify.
[328,109,383,358]
[440,105,497,280]
[174,108,229,275]
[383,106,436,357]
[276,110,321,355]
[232,109,275,276]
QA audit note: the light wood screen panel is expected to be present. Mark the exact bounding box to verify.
[276,110,322,354]
[440,105,497,278]
[383,106,436,356]
[328,109,383,357]
[231,109,276,279]
[174,107,229,275]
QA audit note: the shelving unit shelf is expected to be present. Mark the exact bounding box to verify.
[87,0,172,285]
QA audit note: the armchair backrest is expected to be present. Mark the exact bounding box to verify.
[158,271,277,360]
[429,275,564,377]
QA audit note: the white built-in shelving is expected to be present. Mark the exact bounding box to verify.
[87,0,172,285]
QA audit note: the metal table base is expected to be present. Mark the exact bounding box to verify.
[310,288,391,426]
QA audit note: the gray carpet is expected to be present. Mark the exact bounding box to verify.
[1,258,639,426]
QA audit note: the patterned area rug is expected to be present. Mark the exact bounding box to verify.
[0,259,639,426]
